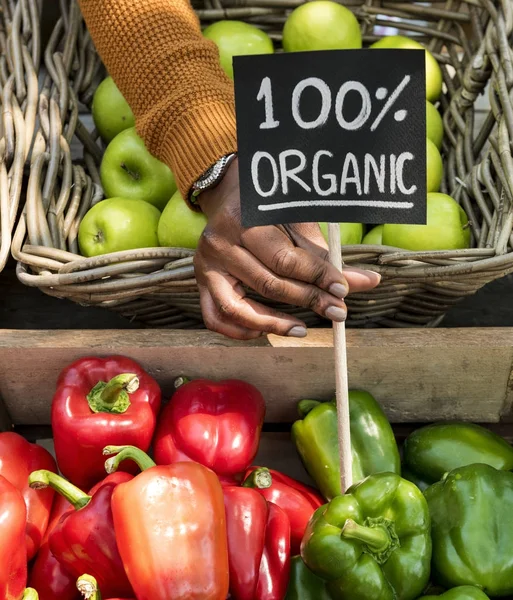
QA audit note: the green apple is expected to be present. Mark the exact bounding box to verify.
[426,101,444,150]
[158,191,207,249]
[427,137,443,193]
[203,21,274,79]
[92,76,135,143]
[370,35,443,102]
[382,192,471,251]
[79,197,160,257]
[283,1,362,52]
[100,128,177,211]
[362,225,384,245]
[319,222,364,245]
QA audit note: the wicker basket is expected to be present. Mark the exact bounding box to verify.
[7,0,513,328]
[0,0,40,274]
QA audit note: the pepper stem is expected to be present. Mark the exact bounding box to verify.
[242,467,273,489]
[103,445,156,474]
[341,519,391,552]
[22,589,39,600]
[87,373,140,414]
[28,470,91,510]
[174,376,191,389]
[297,399,322,418]
[77,575,102,600]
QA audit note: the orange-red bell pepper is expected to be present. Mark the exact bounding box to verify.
[0,474,28,600]
[51,356,161,490]
[0,432,57,560]
[153,378,265,481]
[28,470,133,599]
[104,445,230,600]
[243,467,324,554]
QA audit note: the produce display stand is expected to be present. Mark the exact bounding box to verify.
[0,3,513,597]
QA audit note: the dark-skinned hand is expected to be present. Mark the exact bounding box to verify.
[195,158,381,340]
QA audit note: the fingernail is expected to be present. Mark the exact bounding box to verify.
[329,283,348,299]
[325,306,347,322]
[287,326,308,338]
[365,269,381,282]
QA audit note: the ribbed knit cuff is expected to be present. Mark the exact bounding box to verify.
[156,101,238,210]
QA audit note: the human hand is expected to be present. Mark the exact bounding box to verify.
[194,158,381,340]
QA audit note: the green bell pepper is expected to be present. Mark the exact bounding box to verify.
[403,422,513,486]
[419,586,490,599]
[292,390,401,500]
[301,472,431,600]
[425,464,513,596]
[285,556,330,600]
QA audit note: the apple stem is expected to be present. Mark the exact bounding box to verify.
[120,163,140,181]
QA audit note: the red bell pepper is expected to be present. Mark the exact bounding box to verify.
[104,445,229,600]
[0,431,57,560]
[51,356,161,490]
[27,473,132,600]
[76,575,134,600]
[154,377,266,480]
[223,484,291,600]
[27,471,140,600]
[28,495,77,600]
[0,474,28,600]
[242,467,324,554]
[28,470,133,599]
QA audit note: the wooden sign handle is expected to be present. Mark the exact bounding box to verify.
[327,223,353,493]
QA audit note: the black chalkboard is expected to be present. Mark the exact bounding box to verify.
[233,49,426,228]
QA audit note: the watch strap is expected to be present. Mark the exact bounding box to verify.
[190,153,237,203]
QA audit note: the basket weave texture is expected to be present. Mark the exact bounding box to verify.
[4,0,513,328]
[0,0,40,273]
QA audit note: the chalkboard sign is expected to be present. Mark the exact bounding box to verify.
[233,49,426,228]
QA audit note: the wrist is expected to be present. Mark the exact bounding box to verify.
[197,157,239,216]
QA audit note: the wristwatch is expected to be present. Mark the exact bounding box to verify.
[190,153,237,204]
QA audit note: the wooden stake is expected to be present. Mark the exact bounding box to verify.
[327,222,353,493]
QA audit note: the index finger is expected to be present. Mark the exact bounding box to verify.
[286,222,382,293]
[241,225,350,299]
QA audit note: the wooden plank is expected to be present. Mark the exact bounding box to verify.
[501,362,513,422]
[1,329,513,424]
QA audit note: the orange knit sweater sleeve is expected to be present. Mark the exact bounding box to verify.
[78,0,237,200]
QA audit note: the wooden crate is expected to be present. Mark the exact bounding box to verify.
[1,328,513,430]
[2,326,513,483]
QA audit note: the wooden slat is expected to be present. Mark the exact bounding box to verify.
[1,328,513,424]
